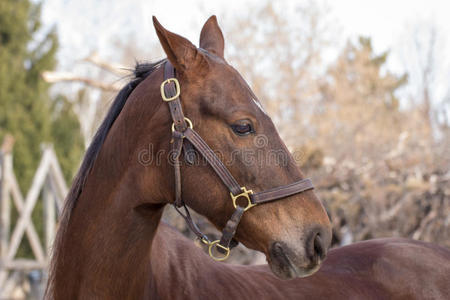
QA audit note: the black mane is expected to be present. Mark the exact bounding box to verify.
[63,59,165,219]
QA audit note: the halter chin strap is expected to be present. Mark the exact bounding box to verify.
[161,61,314,261]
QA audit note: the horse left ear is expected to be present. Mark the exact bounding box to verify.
[153,16,205,73]
[199,16,225,58]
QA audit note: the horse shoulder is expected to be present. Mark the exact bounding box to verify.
[335,238,450,300]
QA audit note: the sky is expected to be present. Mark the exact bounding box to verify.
[40,0,450,105]
[329,1,450,98]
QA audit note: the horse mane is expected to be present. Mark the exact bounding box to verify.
[46,59,165,298]
[61,59,165,222]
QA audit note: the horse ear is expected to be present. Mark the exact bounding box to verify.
[152,16,203,73]
[199,15,224,58]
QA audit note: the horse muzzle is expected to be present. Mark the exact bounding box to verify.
[268,225,330,280]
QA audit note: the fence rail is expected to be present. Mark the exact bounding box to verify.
[0,136,67,299]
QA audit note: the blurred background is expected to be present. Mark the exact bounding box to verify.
[0,0,449,298]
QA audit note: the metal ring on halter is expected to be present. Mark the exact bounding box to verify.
[230,187,255,211]
[208,240,230,261]
[160,78,180,101]
[171,117,193,133]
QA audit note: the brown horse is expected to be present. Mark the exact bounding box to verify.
[46,16,332,299]
[151,222,450,300]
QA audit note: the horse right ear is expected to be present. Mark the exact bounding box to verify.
[153,16,204,73]
[199,15,225,58]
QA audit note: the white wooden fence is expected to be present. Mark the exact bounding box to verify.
[0,137,67,299]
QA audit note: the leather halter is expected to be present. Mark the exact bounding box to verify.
[161,61,314,261]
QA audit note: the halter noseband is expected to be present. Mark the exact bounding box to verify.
[161,61,314,261]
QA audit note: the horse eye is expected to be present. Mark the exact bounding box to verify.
[231,122,254,136]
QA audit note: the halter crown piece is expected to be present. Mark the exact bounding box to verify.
[161,61,314,261]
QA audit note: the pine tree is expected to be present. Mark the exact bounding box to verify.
[0,0,83,258]
[51,94,84,182]
[312,37,408,157]
[0,0,56,190]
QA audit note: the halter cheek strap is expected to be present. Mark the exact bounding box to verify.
[161,61,314,261]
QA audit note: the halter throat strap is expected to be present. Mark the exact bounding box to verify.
[161,61,314,260]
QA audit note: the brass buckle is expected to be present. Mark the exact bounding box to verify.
[160,78,180,101]
[230,187,255,211]
[171,117,193,132]
[208,240,230,261]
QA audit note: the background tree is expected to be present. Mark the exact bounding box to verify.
[0,0,83,257]
[0,0,83,188]
[307,38,448,246]
[311,37,407,166]
[0,0,55,190]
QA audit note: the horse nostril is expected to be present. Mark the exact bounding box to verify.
[271,242,287,259]
[313,234,326,260]
[270,242,292,267]
[307,229,328,262]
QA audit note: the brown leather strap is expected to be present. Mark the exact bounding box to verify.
[171,130,184,207]
[217,207,245,253]
[251,178,313,204]
[174,203,210,244]
[184,128,242,196]
[183,140,196,165]
[164,62,188,132]
[184,127,314,202]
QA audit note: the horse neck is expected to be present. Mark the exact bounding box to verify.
[50,69,172,299]
[53,178,164,298]
[150,223,290,299]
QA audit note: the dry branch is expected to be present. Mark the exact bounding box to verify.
[82,52,129,76]
[42,71,121,91]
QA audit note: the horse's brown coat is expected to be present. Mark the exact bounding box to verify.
[151,223,450,300]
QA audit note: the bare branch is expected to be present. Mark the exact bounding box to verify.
[82,52,129,77]
[42,71,121,91]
